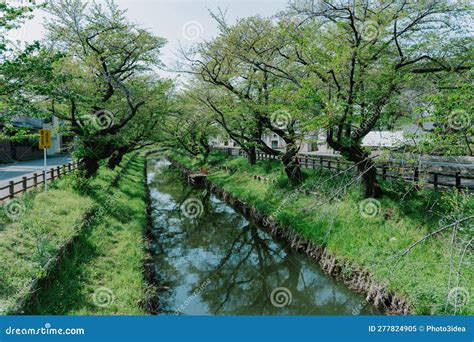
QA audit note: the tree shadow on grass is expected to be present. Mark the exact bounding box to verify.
[23,220,100,315]
[23,157,146,315]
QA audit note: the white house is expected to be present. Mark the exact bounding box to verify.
[211,128,416,156]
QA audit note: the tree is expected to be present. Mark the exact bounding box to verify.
[107,79,174,169]
[418,69,473,157]
[270,0,473,197]
[180,15,311,183]
[33,0,167,177]
[160,89,216,159]
[1,0,52,134]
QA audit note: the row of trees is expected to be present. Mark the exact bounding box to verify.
[169,0,472,198]
[1,0,172,177]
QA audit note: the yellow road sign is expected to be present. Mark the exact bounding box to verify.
[39,129,52,149]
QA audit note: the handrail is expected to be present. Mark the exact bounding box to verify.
[213,147,474,191]
[0,162,80,203]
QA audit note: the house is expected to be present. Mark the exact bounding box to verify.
[210,128,413,156]
[0,116,64,163]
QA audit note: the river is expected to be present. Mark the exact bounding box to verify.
[147,157,382,315]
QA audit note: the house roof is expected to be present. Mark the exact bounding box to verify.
[11,117,43,129]
[362,131,408,147]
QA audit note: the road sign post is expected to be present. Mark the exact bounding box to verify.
[39,129,52,192]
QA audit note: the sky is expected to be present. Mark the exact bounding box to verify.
[10,0,288,79]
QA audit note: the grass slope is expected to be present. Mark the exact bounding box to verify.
[0,154,150,315]
[171,150,473,315]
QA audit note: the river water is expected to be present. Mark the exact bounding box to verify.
[147,158,381,315]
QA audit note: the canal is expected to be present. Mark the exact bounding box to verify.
[147,157,382,315]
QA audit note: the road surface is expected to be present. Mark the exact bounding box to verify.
[0,155,72,200]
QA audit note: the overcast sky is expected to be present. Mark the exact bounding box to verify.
[11,0,288,80]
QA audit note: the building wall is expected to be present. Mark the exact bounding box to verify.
[0,116,64,163]
[0,140,13,163]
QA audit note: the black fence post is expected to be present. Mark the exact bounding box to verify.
[9,181,14,199]
[433,173,438,189]
[455,172,461,189]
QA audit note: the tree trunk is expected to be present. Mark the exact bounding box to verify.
[344,147,383,198]
[247,146,257,165]
[107,150,126,170]
[281,143,303,184]
[327,133,383,198]
[358,158,383,198]
[81,156,100,178]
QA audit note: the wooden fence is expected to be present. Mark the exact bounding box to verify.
[214,147,474,191]
[0,162,81,203]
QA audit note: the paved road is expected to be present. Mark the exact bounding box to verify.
[0,155,72,199]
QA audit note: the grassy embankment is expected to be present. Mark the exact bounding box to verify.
[171,150,473,315]
[0,154,151,315]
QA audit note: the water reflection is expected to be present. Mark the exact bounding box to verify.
[148,158,381,315]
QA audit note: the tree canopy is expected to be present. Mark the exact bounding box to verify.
[172,0,473,196]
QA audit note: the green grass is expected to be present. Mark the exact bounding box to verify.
[0,186,94,314]
[0,154,151,315]
[171,150,474,315]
